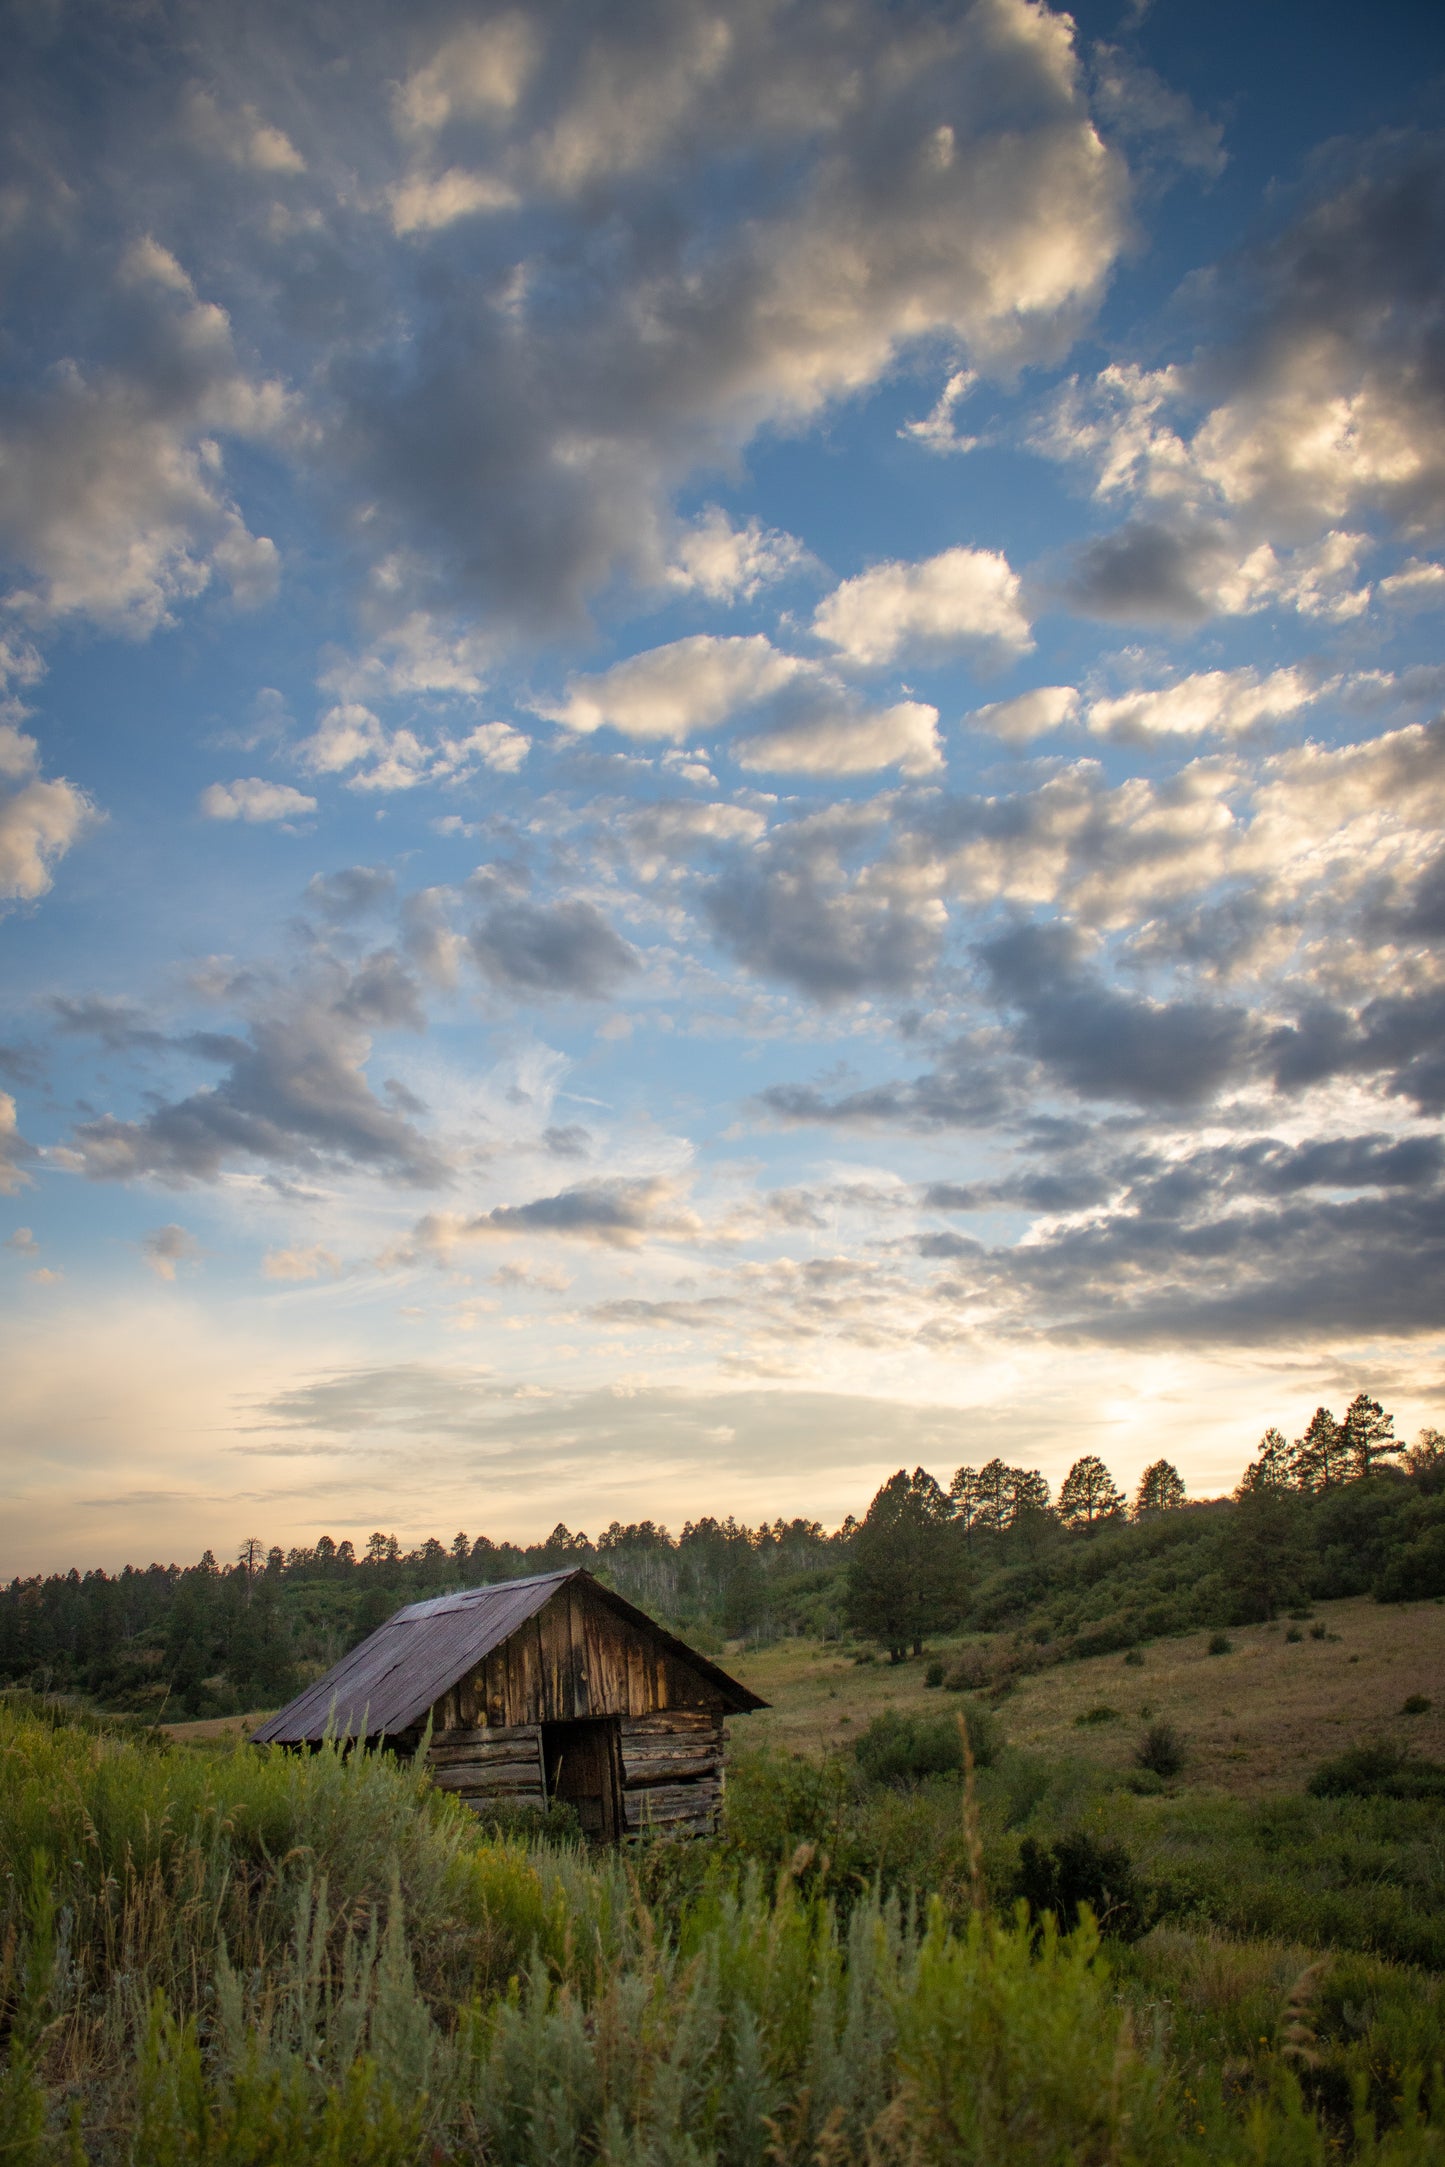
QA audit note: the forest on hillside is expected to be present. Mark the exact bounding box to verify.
[3,1395,1442,1719]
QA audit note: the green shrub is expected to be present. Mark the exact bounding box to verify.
[1123,1648,1146,1668]
[1207,1631,1232,1655]
[1285,1624,1304,1642]
[1136,1721,1186,1778]
[853,1706,1000,1787]
[1307,1741,1445,1800]
[1074,1704,1120,1726]
[1400,1693,1431,1715]
[1012,1831,1150,1941]
[924,1658,946,1687]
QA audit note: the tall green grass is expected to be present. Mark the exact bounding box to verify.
[1,1704,1442,2163]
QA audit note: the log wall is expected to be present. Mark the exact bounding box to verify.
[413,1581,732,1837]
[420,1711,726,1835]
[619,1710,724,1837]
[423,1723,544,1804]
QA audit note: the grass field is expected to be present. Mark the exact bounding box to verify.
[727,1596,1445,1792]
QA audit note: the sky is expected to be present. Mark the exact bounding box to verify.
[2,0,1443,1576]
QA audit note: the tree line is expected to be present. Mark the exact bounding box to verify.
[1,1398,1440,1715]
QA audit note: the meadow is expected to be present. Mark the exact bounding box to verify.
[3,1608,1444,2164]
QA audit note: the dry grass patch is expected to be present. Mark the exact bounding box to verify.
[726,1597,1445,1794]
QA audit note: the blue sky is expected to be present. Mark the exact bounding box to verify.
[2,0,1442,1573]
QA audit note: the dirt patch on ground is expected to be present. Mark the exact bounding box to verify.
[727,1596,1445,1794]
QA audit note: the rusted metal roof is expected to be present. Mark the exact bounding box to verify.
[251,1567,766,1744]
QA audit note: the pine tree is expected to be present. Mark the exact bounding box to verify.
[1237,1425,1296,1494]
[1133,1460,1186,1517]
[1057,1455,1125,1531]
[845,1468,961,1660]
[949,1464,982,1538]
[1293,1407,1346,1492]
[1339,1392,1399,1479]
[973,1459,1014,1534]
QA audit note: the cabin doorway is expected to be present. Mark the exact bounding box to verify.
[542,1717,624,1841]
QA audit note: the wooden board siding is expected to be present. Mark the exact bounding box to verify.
[421,1708,726,1834]
[440,1581,731,1733]
[619,1711,725,1837]
[402,1581,742,1838]
[425,1722,544,1805]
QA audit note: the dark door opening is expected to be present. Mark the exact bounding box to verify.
[542,1717,623,1841]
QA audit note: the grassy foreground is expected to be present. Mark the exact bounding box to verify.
[1,1699,1443,2163]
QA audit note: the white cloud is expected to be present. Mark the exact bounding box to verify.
[459,722,529,774]
[183,87,306,175]
[389,168,519,235]
[1086,667,1319,743]
[321,615,496,702]
[1380,558,1445,610]
[0,726,95,901]
[737,697,941,777]
[262,1242,342,1282]
[968,685,1079,741]
[812,546,1032,668]
[394,15,537,135]
[299,704,387,775]
[1212,531,1372,622]
[665,508,807,602]
[0,258,288,636]
[545,635,801,741]
[5,1226,38,1252]
[296,701,526,793]
[898,370,979,455]
[199,777,317,822]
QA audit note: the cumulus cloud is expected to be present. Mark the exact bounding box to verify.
[665,507,808,602]
[406,1174,698,1254]
[981,1131,1445,1346]
[812,546,1032,668]
[967,685,1079,741]
[547,635,940,774]
[199,777,316,822]
[618,801,768,880]
[736,692,941,778]
[1045,137,1445,627]
[64,958,443,1188]
[321,0,1128,633]
[389,167,519,234]
[141,1223,199,1280]
[544,636,800,741]
[705,861,947,1002]
[1379,558,1445,609]
[980,920,1259,1106]
[0,726,95,902]
[0,247,287,634]
[296,701,526,792]
[469,898,640,998]
[1085,666,1318,743]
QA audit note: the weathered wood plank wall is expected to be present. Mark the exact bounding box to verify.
[415,1585,730,1835]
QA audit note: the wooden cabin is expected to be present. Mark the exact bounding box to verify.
[251,1567,767,1839]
